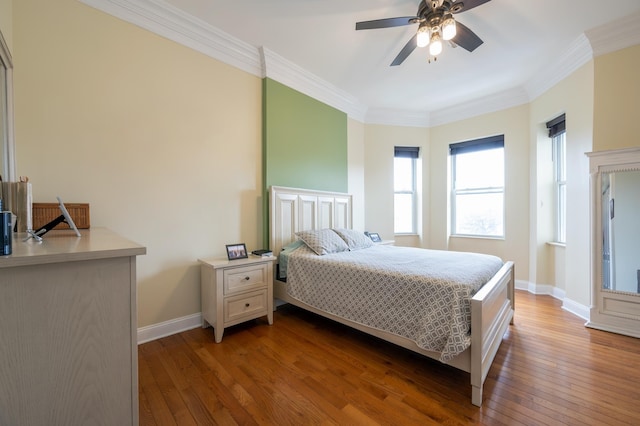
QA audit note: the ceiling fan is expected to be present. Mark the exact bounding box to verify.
[355,0,491,65]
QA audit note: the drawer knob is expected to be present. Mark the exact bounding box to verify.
[245,303,250,307]
[244,276,250,281]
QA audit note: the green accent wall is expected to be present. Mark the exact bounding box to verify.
[262,78,348,244]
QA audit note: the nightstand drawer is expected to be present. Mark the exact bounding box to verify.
[224,263,268,295]
[224,290,268,323]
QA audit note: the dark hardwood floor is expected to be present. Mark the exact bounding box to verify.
[138,291,640,425]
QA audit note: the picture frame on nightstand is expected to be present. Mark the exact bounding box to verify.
[368,232,382,243]
[225,243,248,260]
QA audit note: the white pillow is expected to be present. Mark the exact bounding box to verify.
[295,229,349,255]
[332,228,375,250]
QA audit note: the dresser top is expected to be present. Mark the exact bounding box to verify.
[0,227,146,268]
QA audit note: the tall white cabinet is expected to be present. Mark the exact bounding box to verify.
[0,228,146,425]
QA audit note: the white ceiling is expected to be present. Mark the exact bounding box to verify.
[94,0,640,124]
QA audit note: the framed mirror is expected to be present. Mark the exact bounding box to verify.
[0,29,16,182]
[587,147,640,338]
[601,169,640,293]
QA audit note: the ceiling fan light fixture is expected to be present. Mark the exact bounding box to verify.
[442,14,456,40]
[429,31,443,56]
[416,24,430,48]
[354,0,490,66]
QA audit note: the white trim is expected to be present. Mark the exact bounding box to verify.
[429,87,530,127]
[0,28,16,181]
[79,0,368,121]
[562,297,589,321]
[586,11,640,58]
[515,280,589,321]
[516,280,564,299]
[524,33,593,102]
[80,0,262,76]
[136,285,591,343]
[365,108,430,128]
[137,312,202,344]
[78,1,640,127]
[260,47,368,122]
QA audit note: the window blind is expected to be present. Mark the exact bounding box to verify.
[449,135,504,155]
[394,146,420,159]
[546,114,566,138]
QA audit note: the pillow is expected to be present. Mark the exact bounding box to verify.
[332,228,375,250]
[295,229,349,255]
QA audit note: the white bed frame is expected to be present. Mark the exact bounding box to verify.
[269,186,515,406]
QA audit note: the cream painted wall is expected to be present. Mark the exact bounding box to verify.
[0,0,11,52]
[348,117,366,230]
[428,105,531,281]
[593,45,640,152]
[363,123,429,247]
[529,62,593,308]
[13,0,262,328]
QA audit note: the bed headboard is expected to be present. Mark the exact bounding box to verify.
[269,186,353,257]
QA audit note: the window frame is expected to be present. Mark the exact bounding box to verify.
[548,114,566,244]
[394,146,419,235]
[450,135,505,238]
[0,29,15,182]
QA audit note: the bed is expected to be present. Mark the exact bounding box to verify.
[269,186,515,407]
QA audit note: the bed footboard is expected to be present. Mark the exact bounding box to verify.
[470,261,515,406]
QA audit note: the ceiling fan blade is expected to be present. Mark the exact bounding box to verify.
[452,21,483,52]
[452,0,492,14]
[391,34,418,66]
[356,17,416,30]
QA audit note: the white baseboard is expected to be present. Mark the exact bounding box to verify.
[138,282,590,344]
[515,279,564,298]
[137,312,202,345]
[561,298,590,321]
[515,280,589,321]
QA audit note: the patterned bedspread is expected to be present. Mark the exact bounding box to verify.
[284,244,503,361]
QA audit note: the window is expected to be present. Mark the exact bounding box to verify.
[547,114,566,244]
[450,135,505,237]
[394,146,419,234]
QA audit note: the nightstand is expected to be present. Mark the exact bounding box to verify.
[199,256,275,342]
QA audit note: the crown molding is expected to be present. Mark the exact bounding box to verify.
[429,87,530,127]
[80,0,368,121]
[364,108,430,128]
[524,33,594,102]
[586,11,640,57]
[260,48,368,122]
[524,12,640,103]
[79,0,640,128]
[80,0,262,76]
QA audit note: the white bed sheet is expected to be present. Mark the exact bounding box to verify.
[282,244,503,361]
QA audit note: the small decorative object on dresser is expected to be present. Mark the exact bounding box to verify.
[225,243,247,260]
[199,255,275,342]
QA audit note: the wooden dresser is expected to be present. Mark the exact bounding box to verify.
[0,228,146,425]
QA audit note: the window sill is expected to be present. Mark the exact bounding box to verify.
[449,234,505,241]
[547,241,566,248]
